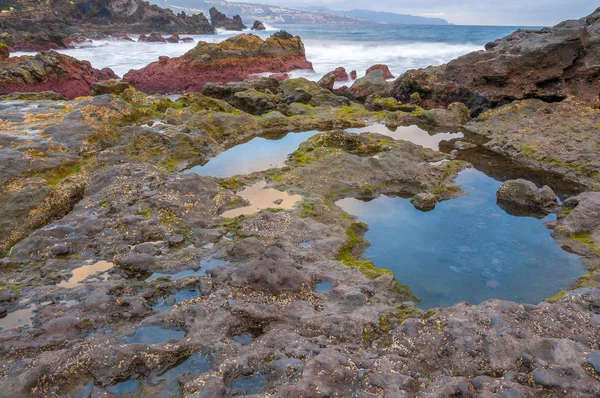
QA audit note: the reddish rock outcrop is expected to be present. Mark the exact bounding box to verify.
[366,64,394,79]
[350,70,357,80]
[123,32,313,94]
[390,7,600,114]
[138,33,166,43]
[0,51,117,99]
[329,67,349,82]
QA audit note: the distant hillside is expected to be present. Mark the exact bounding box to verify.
[336,9,449,25]
[301,6,449,25]
[152,0,365,24]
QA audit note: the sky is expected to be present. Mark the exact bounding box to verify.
[246,0,598,26]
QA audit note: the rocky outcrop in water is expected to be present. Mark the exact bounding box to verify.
[389,7,600,115]
[123,32,313,94]
[251,20,266,31]
[496,179,557,215]
[366,64,394,79]
[209,7,247,31]
[0,51,117,99]
[0,0,215,51]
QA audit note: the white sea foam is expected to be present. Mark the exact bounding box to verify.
[12,32,481,80]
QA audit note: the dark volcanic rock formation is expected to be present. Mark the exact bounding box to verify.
[0,51,117,99]
[390,7,600,115]
[0,0,215,51]
[123,32,313,94]
[209,7,247,31]
[251,20,266,31]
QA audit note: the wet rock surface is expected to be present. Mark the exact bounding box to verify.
[123,33,314,94]
[496,179,557,215]
[209,7,247,31]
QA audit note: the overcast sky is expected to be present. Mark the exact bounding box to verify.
[248,0,598,26]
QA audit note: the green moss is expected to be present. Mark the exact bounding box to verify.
[289,147,317,165]
[160,158,179,173]
[547,291,566,303]
[218,176,242,190]
[299,199,315,218]
[560,206,575,217]
[0,42,7,49]
[36,161,84,186]
[337,222,393,279]
[390,282,421,302]
[100,199,110,208]
[139,208,152,219]
[575,272,600,288]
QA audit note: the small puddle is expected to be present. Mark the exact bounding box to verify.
[231,373,266,396]
[146,259,228,282]
[336,168,586,308]
[221,181,302,218]
[57,261,114,288]
[233,332,254,345]
[315,282,332,292]
[150,353,213,386]
[123,325,185,345]
[0,304,37,331]
[185,130,319,178]
[106,378,140,395]
[345,123,463,150]
[152,289,198,312]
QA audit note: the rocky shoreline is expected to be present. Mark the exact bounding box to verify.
[0,4,599,398]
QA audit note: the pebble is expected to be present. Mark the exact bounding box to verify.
[486,280,500,289]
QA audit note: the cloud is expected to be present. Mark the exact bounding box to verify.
[251,0,597,25]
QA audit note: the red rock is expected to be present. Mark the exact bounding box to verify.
[329,67,349,82]
[123,32,313,94]
[269,73,290,82]
[333,86,349,96]
[0,51,117,99]
[366,64,395,79]
[350,70,357,80]
[138,33,167,43]
[166,34,181,43]
[181,37,194,43]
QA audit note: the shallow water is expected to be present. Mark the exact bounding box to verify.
[152,289,199,312]
[106,378,140,395]
[146,259,228,282]
[233,332,255,345]
[123,325,186,344]
[231,373,266,396]
[149,353,212,386]
[57,260,114,288]
[185,130,319,178]
[315,282,332,292]
[345,123,464,150]
[0,304,37,331]
[336,168,586,308]
[221,181,302,218]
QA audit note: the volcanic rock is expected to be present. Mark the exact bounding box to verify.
[496,179,557,214]
[209,7,246,31]
[123,33,313,94]
[0,51,117,99]
[251,20,266,31]
[366,64,394,79]
[390,8,600,114]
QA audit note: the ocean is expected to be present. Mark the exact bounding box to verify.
[14,23,539,84]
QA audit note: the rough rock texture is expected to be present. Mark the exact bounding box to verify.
[0,42,8,61]
[0,51,117,99]
[317,73,336,91]
[329,66,349,82]
[366,64,394,79]
[466,98,600,188]
[390,8,600,115]
[251,20,266,31]
[0,0,215,51]
[209,7,246,31]
[350,70,392,102]
[558,192,600,240]
[496,179,558,214]
[280,78,350,107]
[123,32,313,94]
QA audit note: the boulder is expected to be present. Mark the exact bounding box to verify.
[229,260,310,294]
[91,79,132,96]
[366,64,394,79]
[202,77,280,101]
[115,253,155,273]
[228,89,279,115]
[349,70,392,102]
[280,78,350,107]
[209,7,246,31]
[411,193,439,211]
[166,34,181,43]
[350,70,357,80]
[138,33,166,43]
[0,51,117,99]
[251,20,266,31]
[390,8,600,114]
[317,73,336,91]
[496,179,557,214]
[123,33,313,94]
[329,67,349,82]
[557,192,600,241]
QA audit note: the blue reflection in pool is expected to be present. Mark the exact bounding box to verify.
[184,131,319,178]
[336,168,585,308]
